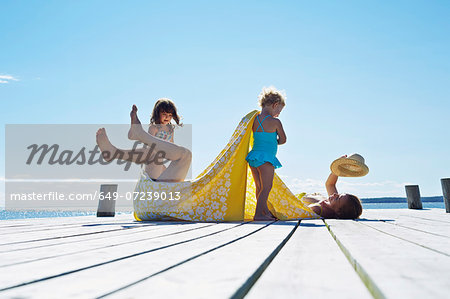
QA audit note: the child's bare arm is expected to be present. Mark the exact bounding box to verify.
[275,119,287,145]
[148,125,158,136]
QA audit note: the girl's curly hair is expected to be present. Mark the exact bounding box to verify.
[150,98,182,126]
[258,86,286,107]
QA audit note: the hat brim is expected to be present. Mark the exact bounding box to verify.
[330,158,369,177]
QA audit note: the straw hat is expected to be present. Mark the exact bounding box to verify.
[330,153,369,177]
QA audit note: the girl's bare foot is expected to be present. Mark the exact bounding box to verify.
[254,214,277,221]
[96,128,118,162]
[128,104,145,140]
[254,210,277,221]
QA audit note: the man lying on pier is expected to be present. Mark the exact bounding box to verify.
[300,168,363,219]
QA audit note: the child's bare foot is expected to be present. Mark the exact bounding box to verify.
[96,128,118,162]
[253,211,277,221]
[254,214,277,221]
[128,104,145,140]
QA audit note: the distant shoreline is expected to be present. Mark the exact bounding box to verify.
[360,196,443,203]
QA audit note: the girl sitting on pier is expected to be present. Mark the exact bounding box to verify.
[96,102,191,182]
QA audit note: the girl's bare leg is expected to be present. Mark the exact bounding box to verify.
[249,165,262,199]
[97,128,168,180]
[128,105,192,182]
[96,128,152,163]
[254,162,277,221]
[144,163,166,180]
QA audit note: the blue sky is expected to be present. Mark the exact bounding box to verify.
[1,0,449,200]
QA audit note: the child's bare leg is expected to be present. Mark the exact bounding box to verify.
[144,162,168,180]
[254,163,277,221]
[128,105,191,182]
[96,128,152,163]
[120,147,153,163]
[249,166,262,199]
[156,150,191,182]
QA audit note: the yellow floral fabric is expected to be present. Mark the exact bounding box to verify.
[133,110,319,221]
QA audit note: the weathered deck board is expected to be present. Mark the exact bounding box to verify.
[0,209,449,298]
[0,219,198,253]
[0,215,130,230]
[0,222,160,254]
[363,208,449,220]
[367,208,450,223]
[369,218,450,238]
[0,223,214,267]
[0,218,152,245]
[0,222,235,289]
[363,209,450,223]
[1,222,268,298]
[105,222,297,298]
[362,209,450,238]
[325,218,450,298]
[246,220,372,299]
[1,216,133,235]
[356,220,450,255]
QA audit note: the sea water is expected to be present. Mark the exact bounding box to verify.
[362,202,445,209]
[0,210,132,220]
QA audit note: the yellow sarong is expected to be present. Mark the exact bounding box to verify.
[133,110,319,221]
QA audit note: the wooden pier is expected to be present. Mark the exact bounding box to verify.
[0,208,449,298]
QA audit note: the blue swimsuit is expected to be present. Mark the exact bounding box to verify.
[245,114,282,169]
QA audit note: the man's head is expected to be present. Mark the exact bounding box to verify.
[321,193,363,219]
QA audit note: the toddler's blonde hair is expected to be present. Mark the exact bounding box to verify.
[258,86,286,107]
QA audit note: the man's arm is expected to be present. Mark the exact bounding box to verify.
[326,155,347,195]
[325,173,339,196]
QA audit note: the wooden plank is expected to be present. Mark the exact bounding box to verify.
[0,222,160,254]
[0,215,124,228]
[0,215,132,233]
[362,210,450,238]
[104,221,297,299]
[382,208,449,223]
[0,223,214,267]
[356,220,450,256]
[362,208,449,222]
[0,219,200,253]
[1,209,448,298]
[246,220,372,298]
[0,222,245,292]
[0,219,155,245]
[0,222,273,298]
[325,219,450,299]
[1,219,139,236]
